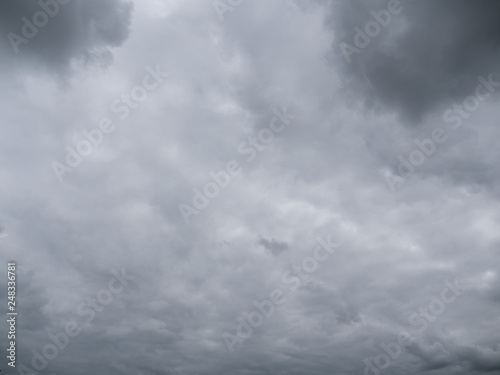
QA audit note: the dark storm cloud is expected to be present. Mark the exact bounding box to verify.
[328,0,500,122]
[0,0,133,72]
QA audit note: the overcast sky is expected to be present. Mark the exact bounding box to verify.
[1,1,500,374]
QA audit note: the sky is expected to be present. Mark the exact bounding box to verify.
[0,0,499,374]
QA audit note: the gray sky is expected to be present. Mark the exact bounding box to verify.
[1,1,499,374]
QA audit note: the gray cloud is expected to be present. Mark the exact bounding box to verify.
[258,237,289,255]
[0,0,133,74]
[327,0,500,122]
[0,1,499,375]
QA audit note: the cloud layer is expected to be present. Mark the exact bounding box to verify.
[0,1,499,375]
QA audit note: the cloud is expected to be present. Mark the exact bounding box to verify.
[0,1,499,374]
[0,0,133,74]
[258,236,289,255]
[327,0,500,122]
